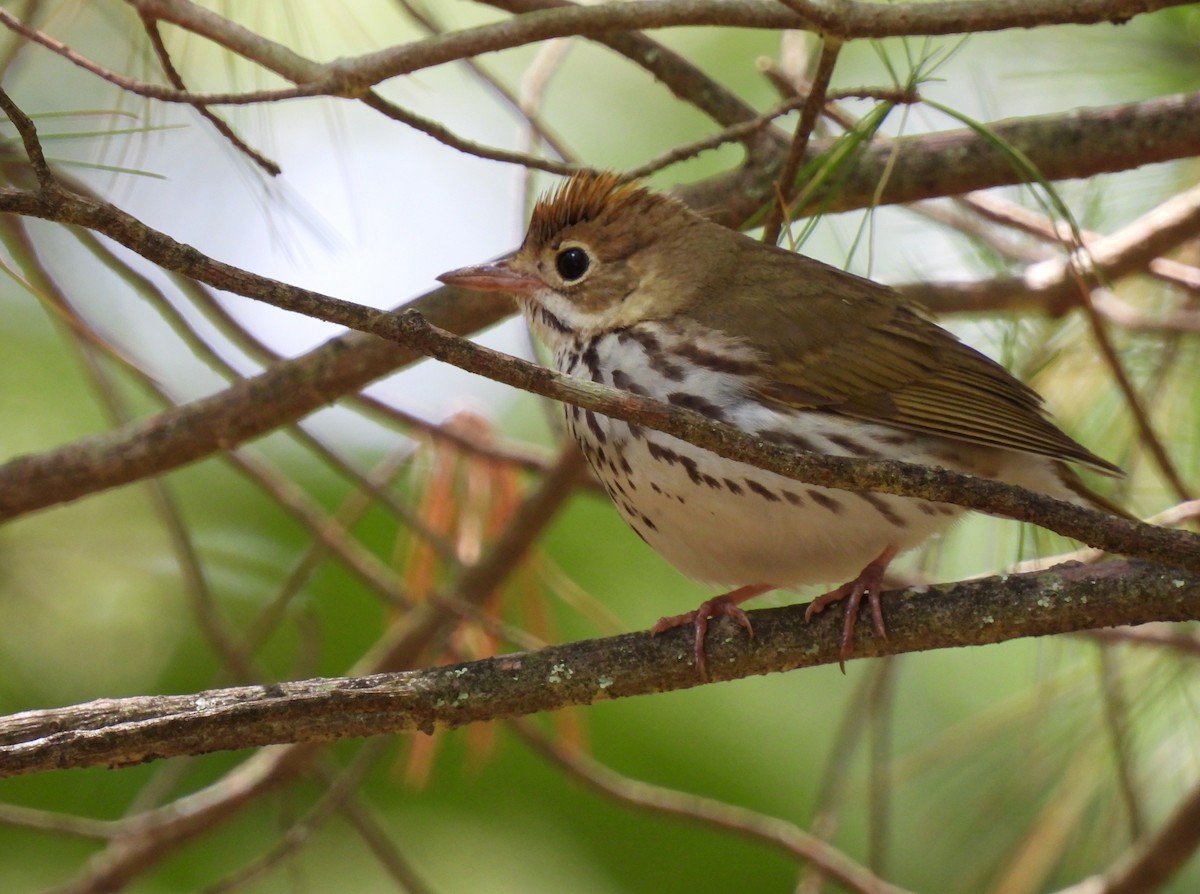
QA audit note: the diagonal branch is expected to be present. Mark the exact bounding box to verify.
[0,190,1196,570]
[0,94,1197,522]
[391,310,1200,573]
[3,169,1194,568]
[138,14,281,175]
[760,34,842,244]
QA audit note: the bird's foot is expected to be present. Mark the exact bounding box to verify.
[651,584,771,682]
[805,545,899,672]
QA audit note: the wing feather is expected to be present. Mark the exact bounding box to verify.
[692,244,1120,475]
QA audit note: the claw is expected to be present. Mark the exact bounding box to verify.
[804,545,899,671]
[651,584,770,681]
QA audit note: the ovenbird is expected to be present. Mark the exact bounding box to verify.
[438,172,1121,679]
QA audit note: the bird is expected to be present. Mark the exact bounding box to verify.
[437,171,1122,679]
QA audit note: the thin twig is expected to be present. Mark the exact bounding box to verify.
[761,35,841,244]
[242,448,418,655]
[49,748,309,894]
[1077,287,1194,503]
[395,0,573,160]
[0,83,55,188]
[513,719,914,894]
[866,656,898,877]
[1095,646,1145,843]
[484,0,762,129]
[359,89,579,175]
[227,449,411,608]
[625,85,910,180]
[1054,779,1200,894]
[333,787,440,894]
[0,7,323,105]
[0,803,118,840]
[139,14,281,175]
[902,178,1200,315]
[960,191,1200,294]
[1008,499,1200,574]
[626,93,808,180]
[795,660,894,894]
[1084,626,1200,658]
[199,743,391,894]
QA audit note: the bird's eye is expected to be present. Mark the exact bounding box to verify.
[555,246,591,282]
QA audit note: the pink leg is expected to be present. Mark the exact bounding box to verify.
[804,545,899,671]
[651,584,772,681]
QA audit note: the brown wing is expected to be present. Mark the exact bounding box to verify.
[690,242,1121,475]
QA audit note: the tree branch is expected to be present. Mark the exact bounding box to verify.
[0,560,1194,777]
[117,1,1187,103]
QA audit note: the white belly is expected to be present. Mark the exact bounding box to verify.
[551,321,1066,589]
[574,410,963,588]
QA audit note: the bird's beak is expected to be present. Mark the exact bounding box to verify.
[437,257,541,296]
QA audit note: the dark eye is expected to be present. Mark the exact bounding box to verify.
[555,246,590,282]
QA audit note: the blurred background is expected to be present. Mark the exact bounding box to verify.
[0,2,1198,892]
